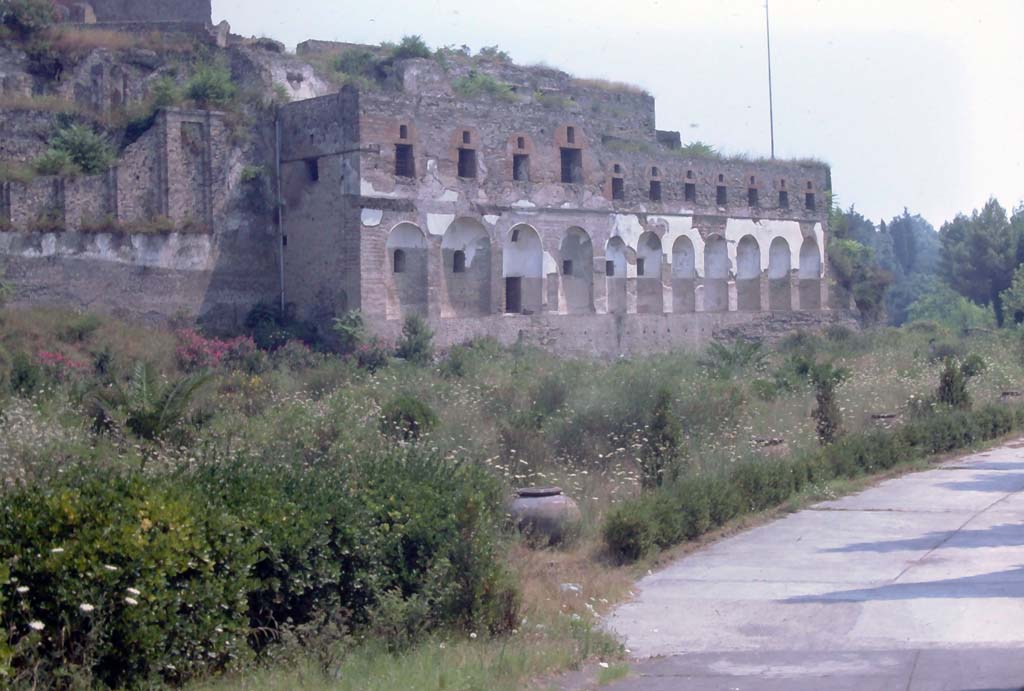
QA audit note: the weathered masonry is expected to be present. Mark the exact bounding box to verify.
[279,52,841,357]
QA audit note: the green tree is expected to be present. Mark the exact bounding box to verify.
[91,361,210,441]
[906,279,995,332]
[828,238,892,324]
[639,387,682,488]
[939,198,1023,326]
[999,264,1024,325]
[937,358,970,409]
[331,310,365,355]
[809,362,849,445]
[395,314,434,365]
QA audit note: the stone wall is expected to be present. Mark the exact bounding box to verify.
[369,310,856,360]
[58,0,212,25]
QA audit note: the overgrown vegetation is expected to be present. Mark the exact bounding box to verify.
[451,70,517,101]
[1,305,1022,687]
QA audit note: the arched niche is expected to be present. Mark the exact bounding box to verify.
[386,223,428,318]
[736,235,761,311]
[606,236,628,315]
[504,224,543,314]
[442,218,492,316]
[561,227,594,313]
[671,235,696,313]
[799,236,822,310]
[636,231,664,314]
[703,234,729,312]
[768,236,792,311]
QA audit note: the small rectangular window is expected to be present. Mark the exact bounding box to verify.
[513,154,530,182]
[805,192,816,210]
[395,144,415,178]
[566,126,575,144]
[563,259,573,276]
[637,257,646,277]
[612,177,624,200]
[560,148,582,183]
[305,158,319,182]
[748,188,758,207]
[458,149,476,178]
[779,190,790,208]
[399,125,408,139]
[453,250,466,273]
[462,131,471,144]
[516,136,525,149]
[717,185,727,206]
[684,182,696,203]
[649,180,662,202]
[606,260,615,277]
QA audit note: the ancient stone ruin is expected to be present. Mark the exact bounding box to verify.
[0,2,849,357]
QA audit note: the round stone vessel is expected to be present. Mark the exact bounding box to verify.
[508,487,582,546]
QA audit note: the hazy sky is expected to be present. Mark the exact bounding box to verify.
[214,0,1024,229]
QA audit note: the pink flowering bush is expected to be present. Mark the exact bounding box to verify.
[175,330,261,372]
[35,350,87,383]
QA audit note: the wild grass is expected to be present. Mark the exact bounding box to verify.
[2,308,1023,687]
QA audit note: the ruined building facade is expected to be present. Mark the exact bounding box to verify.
[0,17,845,356]
[278,53,838,356]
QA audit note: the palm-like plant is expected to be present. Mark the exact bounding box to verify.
[92,362,210,440]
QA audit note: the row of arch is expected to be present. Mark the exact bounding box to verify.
[384,220,823,318]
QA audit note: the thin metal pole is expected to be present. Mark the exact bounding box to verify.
[765,0,776,159]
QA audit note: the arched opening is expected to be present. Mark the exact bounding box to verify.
[799,236,822,310]
[736,235,761,311]
[636,231,664,314]
[768,237,792,311]
[671,235,696,313]
[703,235,729,312]
[560,227,594,313]
[385,223,427,318]
[442,218,491,317]
[605,237,628,314]
[504,224,543,314]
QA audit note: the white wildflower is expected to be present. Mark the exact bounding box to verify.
[28,620,44,631]
[103,565,119,572]
[16,586,28,594]
[439,642,446,650]
[50,548,64,554]
[79,603,95,613]
[126,587,141,596]
[469,632,477,640]
[125,597,139,606]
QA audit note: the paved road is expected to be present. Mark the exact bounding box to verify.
[603,440,1024,690]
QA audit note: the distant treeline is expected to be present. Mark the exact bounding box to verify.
[829,198,1024,330]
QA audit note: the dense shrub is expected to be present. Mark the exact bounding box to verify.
[185,64,237,108]
[355,338,390,372]
[395,314,434,365]
[8,351,40,395]
[332,310,365,355]
[0,470,254,688]
[176,330,263,372]
[937,357,970,409]
[810,362,849,444]
[0,447,518,686]
[389,35,432,60]
[57,313,101,343]
[380,394,438,441]
[1,0,55,38]
[604,404,1021,564]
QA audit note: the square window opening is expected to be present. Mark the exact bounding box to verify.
[563,259,574,276]
[606,260,615,277]
[805,192,816,210]
[462,131,471,144]
[637,257,646,276]
[516,136,525,150]
[453,250,466,273]
[748,188,759,207]
[560,148,583,184]
[305,158,319,182]
[513,154,530,182]
[395,144,415,178]
[649,180,662,202]
[393,249,406,273]
[684,182,696,203]
[505,277,522,313]
[779,190,790,208]
[458,149,477,178]
[717,185,727,206]
[566,126,575,144]
[399,125,408,139]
